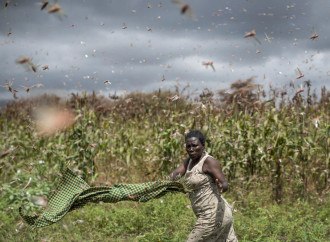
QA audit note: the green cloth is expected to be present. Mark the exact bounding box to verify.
[19,167,186,230]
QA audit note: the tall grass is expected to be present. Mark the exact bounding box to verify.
[0,80,329,203]
[0,79,329,240]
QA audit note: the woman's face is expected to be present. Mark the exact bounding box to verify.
[185,137,204,160]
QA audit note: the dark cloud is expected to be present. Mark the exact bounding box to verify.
[0,0,329,104]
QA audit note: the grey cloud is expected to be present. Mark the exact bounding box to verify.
[0,0,329,105]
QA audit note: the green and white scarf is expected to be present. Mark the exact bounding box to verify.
[19,167,187,230]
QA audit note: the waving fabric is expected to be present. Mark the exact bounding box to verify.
[19,167,186,230]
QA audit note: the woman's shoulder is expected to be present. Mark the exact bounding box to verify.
[203,155,220,170]
[183,156,190,166]
[205,153,217,162]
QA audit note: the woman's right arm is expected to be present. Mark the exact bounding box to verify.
[168,157,189,181]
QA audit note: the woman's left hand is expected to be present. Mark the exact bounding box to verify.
[215,179,223,194]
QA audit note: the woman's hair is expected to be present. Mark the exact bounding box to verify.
[185,130,206,146]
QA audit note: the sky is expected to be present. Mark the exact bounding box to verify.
[0,0,329,103]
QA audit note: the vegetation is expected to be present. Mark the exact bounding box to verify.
[0,79,329,241]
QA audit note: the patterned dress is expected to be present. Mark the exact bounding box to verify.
[185,153,238,242]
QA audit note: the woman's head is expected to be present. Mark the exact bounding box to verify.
[185,130,206,146]
[185,130,206,160]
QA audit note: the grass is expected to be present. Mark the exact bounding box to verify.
[0,81,329,241]
[1,190,329,241]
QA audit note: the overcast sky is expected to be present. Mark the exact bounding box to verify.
[0,0,329,102]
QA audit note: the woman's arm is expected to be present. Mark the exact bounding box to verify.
[168,157,189,181]
[203,156,228,193]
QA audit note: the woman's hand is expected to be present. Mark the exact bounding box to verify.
[215,179,223,194]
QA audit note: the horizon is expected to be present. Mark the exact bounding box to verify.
[1,78,327,109]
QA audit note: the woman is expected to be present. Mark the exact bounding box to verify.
[169,130,238,242]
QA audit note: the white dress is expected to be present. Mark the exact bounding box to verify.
[185,153,238,242]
